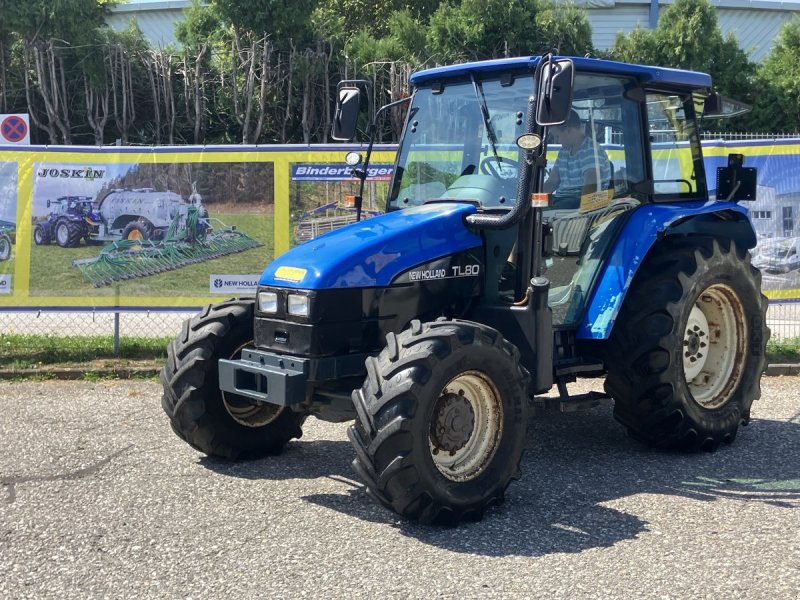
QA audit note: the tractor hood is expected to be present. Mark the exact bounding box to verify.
[260,203,482,290]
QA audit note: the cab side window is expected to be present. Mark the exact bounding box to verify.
[646,93,707,199]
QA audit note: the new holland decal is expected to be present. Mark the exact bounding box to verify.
[408,264,480,281]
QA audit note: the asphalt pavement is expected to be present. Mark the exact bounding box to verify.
[1,377,798,599]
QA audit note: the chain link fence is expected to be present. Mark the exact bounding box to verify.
[1,300,798,365]
[0,309,198,365]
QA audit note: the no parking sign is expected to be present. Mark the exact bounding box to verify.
[0,114,30,145]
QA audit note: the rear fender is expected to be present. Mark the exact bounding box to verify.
[576,201,755,340]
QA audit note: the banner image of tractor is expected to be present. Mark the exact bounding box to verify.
[289,162,391,247]
[29,160,273,297]
[0,161,18,293]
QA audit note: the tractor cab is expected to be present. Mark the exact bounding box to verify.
[341,58,731,329]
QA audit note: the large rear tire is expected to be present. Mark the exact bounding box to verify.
[161,300,305,459]
[55,219,84,248]
[605,237,768,452]
[349,319,529,525]
[122,220,153,241]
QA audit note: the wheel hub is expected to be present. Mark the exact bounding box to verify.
[430,392,475,454]
[428,371,504,482]
[683,305,709,380]
[683,285,747,409]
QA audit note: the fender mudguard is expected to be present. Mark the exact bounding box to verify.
[576,201,756,340]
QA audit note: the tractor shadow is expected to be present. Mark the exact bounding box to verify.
[202,405,800,558]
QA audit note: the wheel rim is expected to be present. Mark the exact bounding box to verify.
[56,224,69,245]
[429,370,504,482]
[221,340,283,428]
[683,284,747,409]
[127,228,143,241]
[0,239,8,259]
[34,229,42,244]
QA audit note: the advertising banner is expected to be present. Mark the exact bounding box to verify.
[0,145,395,310]
[0,141,796,310]
[703,139,800,301]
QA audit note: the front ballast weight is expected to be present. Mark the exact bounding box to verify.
[73,213,261,287]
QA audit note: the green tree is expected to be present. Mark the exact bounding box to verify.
[212,0,316,46]
[3,0,116,143]
[427,0,592,63]
[610,0,755,118]
[312,0,438,44]
[751,18,800,132]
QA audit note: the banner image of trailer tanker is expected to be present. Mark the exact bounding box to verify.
[29,161,272,297]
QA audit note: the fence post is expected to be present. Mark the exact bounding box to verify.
[114,312,120,356]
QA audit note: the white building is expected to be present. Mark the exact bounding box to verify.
[580,0,800,61]
[106,0,192,48]
[108,0,800,60]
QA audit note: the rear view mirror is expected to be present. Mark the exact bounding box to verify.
[703,92,751,119]
[535,58,574,126]
[717,153,757,202]
[332,87,361,141]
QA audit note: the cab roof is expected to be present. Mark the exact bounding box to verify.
[409,56,712,91]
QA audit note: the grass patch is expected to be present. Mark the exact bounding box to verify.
[0,333,170,368]
[766,337,800,364]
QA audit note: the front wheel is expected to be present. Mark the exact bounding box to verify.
[161,300,305,459]
[605,237,768,451]
[349,319,529,525]
[0,233,10,261]
[33,225,50,245]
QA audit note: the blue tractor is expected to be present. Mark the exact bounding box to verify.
[161,56,768,525]
[33,196,96,247]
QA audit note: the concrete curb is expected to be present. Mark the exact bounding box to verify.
[0,365,798,380]
[764,363,800,376]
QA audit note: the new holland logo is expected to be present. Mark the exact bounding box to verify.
[36,166,106,180]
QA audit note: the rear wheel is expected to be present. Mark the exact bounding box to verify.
[55,219,84,248]
[161,300,305,459]
[122,221,153,242]
[605,237,768,451]
[349,319,529,525]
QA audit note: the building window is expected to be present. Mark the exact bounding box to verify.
[752,210,772,219]
[783,206,794,237]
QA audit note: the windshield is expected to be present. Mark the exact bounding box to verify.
[388,73,534,210]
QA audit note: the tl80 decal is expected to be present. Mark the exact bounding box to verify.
[408,264,480,282]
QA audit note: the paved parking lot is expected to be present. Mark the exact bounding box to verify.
[1,376,798,599]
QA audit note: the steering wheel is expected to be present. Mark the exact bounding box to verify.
[480,156,517,179]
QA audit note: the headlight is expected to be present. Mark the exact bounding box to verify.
[287,293,310,317]
[257,291,278,314]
